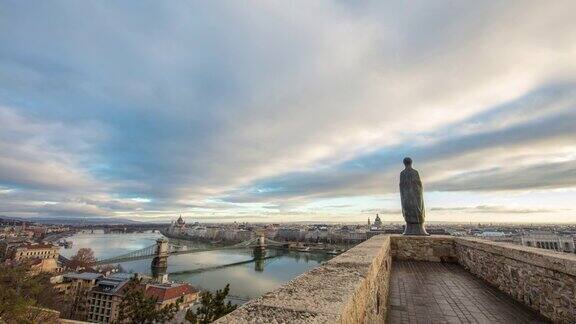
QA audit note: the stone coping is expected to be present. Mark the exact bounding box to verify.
[455,237,576,276]
[216,235,391,323]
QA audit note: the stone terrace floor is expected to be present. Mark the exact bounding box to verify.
[387,261,549,324]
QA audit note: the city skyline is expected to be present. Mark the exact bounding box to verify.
[1,1,576,223]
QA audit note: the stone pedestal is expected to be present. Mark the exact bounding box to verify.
[403,223,429,236]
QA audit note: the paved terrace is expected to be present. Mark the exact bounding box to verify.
[388,261,545,323]
[217,235,576,324]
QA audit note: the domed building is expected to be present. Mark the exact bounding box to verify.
[168,215,187,235]
[373,214,382,229]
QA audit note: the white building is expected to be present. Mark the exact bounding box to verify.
[521,233,575,253]
[167,215,187,236]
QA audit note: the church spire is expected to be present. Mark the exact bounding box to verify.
[374,213,382,228]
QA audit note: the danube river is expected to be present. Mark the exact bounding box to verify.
[60,231,332,302]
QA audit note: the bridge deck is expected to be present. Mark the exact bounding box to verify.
[95,236,289,265]
[387,261,547,324]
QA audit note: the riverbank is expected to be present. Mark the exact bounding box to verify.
[42,230,76,243]
[161,229,353,256]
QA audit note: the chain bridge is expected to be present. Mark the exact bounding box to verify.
[95,235,288,266]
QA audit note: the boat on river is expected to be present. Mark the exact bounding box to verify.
[57,240,73,248]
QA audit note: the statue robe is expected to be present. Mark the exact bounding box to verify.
[400,167,425,224]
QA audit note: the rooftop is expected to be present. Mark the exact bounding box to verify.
[93,278,129,294]
[17,243,57,250]
[107,272,139,280]
[63,272,103,281]
[145,283,197,302]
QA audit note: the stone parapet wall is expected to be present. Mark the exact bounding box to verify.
[216,235,575,323]
[216,235,392,324]
[455,238,576,324]
[391,235,457,262]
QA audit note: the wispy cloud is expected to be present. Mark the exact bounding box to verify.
[0,1,575,222]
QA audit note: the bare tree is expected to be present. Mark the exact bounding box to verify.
[68,248,97,270]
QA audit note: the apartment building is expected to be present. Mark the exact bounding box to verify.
[12,243,59,261]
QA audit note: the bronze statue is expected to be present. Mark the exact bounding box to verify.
[400,157,428,235]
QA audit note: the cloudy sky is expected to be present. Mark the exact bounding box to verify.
[1,1,575,223]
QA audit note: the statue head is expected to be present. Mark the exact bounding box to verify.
[403,157,413,167]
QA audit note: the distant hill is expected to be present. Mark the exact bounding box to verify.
[0,215,142,226]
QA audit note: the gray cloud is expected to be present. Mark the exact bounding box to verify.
[0,1,575,220]
[429,206,566,214]
[225,88,576,202]
[429,160,576,192]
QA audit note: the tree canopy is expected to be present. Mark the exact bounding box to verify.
[185,284,237,324]
[0,264,62,323]
[115,277,181,324]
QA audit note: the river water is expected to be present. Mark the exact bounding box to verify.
[60,231,332,302]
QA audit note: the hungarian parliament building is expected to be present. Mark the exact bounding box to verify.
[164,216,253,243]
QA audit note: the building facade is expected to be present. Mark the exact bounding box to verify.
[79,273,198,323]
[2,242,61,273]
[12,243,59,261]
[521,233,575,253]
[87,275,129,323]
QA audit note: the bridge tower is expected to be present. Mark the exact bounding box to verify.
[151,238,169,281]
[252,234,267,271]
[258,234,266,248]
